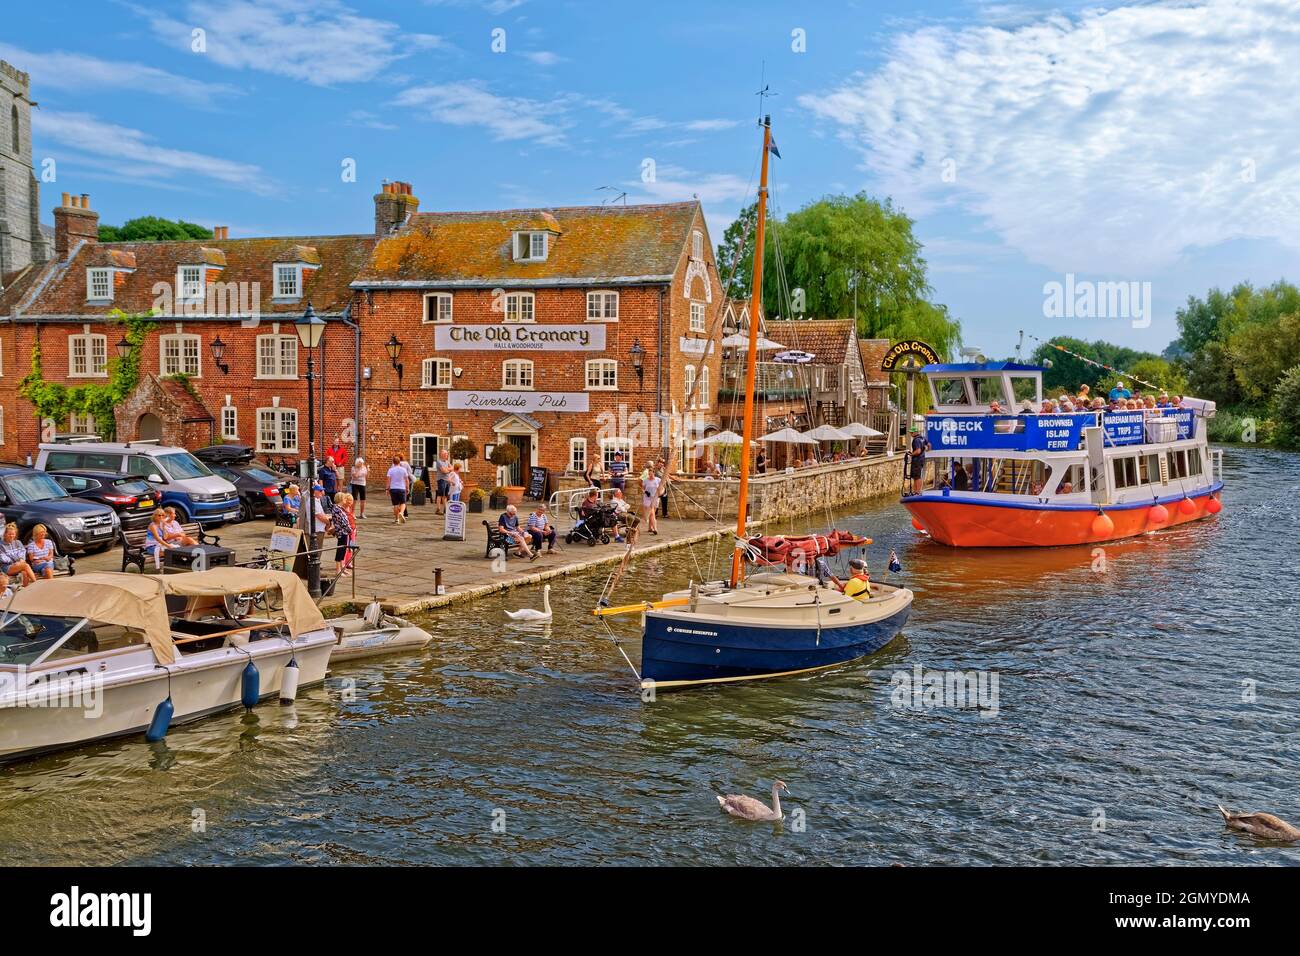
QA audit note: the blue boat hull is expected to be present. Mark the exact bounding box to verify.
[641,605,910,687]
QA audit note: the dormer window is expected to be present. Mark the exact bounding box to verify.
[178,265,205,304]
[514,231,549,262]
[87,268,113,302]
[274,264,301,299]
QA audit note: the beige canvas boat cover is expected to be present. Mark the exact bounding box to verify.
[6,573,176,664]
[158,567,326,641]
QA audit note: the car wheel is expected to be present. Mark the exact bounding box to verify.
[241,500,256,523]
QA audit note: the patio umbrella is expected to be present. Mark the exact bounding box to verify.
[758,427,816,443]
[693,429,756,446]
[838,422,884,438]
[721,332,786,350]
[801,424,853,442]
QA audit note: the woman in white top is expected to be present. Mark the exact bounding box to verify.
[350,457,369,519]
[641,473,660,535]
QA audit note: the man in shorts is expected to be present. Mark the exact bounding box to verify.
[387,456,409,524]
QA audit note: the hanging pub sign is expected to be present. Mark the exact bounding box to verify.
[882,340,940,372]
[434,324,606,351]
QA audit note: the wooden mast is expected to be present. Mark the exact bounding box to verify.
[731,114,772,587]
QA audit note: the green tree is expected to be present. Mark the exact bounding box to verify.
[98,216,213,242]
[1228,311,1300,404]
[716,202,757,300]
[1271,364,1300,448]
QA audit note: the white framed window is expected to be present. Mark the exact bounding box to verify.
[409,434,436,471]
[69,412,96,435]
[683,364,696,406]
[698,366,710,408]
[692,229,704,260]
[502,359,534,390]
[601,438,633,471]
[504,292,535,323]
[585,359,618,390]
[256,334,299,379]
[257,407,298,453]
[274,264,301,298]
[87,267,113,302]
[221,405,238,440]
[513,231,549,261]
[586,290,618,322]
[689,301,705,333]
[421,357,452,389]
[69,333,108,377]
[160,333,201,376]
[423,293,453,323]
[569,437,587,474]
[177,265,205,304]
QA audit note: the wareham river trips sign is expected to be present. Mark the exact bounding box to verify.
[448,391,590,413]
[882,340,940,372]
[434,324,606,351]
[1103,408,1195,445]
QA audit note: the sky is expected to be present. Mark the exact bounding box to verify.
[5,0,1299,358]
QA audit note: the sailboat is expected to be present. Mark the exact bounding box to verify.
[594,115,913,691]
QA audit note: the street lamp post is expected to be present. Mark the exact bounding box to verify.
[296,303,327,599]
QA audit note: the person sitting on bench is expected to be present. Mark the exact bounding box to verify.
[526,505,560,555]
[162,507,199,547]
[144,510,172,570]
[498,505,536,561]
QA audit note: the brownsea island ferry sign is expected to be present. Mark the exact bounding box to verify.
[434,324,605,351]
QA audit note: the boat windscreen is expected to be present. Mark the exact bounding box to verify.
[0,613,81,666]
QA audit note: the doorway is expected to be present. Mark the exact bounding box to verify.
[138,413,163,442]
[506,434,531,486]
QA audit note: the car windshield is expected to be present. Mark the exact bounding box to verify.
[0,613,79,666]
[241,465,281,484]
[113,478,155,495]
[155,452,213,481]
[3,472,70,503]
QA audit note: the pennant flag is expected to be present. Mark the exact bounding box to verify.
[769,136,781,159]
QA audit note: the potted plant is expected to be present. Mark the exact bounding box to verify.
[411,478,427,506]
[467,487,487,513]
[488,486,509,509]
[450,437,478,478]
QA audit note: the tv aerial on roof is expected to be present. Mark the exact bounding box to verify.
[597,186,627,205]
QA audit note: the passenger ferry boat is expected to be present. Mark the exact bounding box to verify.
[902,362,1224,547]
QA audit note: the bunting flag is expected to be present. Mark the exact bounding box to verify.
[1023,332,1161,393]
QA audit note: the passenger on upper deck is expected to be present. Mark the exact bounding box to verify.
[1109,381,1132,402]
[1078,383,1092,405]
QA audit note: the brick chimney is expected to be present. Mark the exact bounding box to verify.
[374,181,419,236]
[54,192,99,259]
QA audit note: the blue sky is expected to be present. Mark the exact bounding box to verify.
[6,0,1298,357]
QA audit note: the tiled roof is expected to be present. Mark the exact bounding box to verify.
[156,376,214,422]
[858,339,891,384]
[355,201,699,286]
[764,319,856,365]
[2,234,376,319]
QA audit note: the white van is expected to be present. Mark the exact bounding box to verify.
[36,441,240,526]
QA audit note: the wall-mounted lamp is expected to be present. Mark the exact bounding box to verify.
[385,333,404,383]
[115,336,131,360]
[210,335,230,374]
[630,337,645,383]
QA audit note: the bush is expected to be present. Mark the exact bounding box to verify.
[488,443,519,467]
[1207,406,1277,445]
[1272,365,1300,448]
[468,488,487,501]
[450,437,478,461]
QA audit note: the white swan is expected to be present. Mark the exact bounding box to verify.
[505,584,552,622]
[717,780,787,821]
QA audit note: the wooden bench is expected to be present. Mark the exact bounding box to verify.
[120,522,219,573]
[482,520,537,559]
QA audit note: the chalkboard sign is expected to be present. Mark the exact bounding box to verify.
[527,466,548,500]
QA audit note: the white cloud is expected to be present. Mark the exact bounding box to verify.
[34,111,270,194]
[521,50,564,66]
[627,164,752,205]
[135,0,448,86]
[0,42,238,107]
[395,82,568,145]
[800,0,1300,273]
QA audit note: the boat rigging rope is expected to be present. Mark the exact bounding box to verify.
[596,614,642,684]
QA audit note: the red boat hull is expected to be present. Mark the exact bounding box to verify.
[903,485,1222,547]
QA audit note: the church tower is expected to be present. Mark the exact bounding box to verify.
[0,59,49,281]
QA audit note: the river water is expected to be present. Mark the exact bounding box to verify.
[2,446,1297,866]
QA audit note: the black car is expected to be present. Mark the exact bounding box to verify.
[0,465,119,554]
[206,462,286,521]
[47,470,161,531]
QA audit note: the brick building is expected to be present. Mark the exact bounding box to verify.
[0,181,725,491]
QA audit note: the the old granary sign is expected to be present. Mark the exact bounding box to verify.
[434,324,606,351]
[448,391,591,413]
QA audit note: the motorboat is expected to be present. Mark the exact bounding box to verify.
[0,568,334,761]
[326,601,432,663]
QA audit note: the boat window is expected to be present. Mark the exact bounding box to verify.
[1186,447,1202,477]
[1112,456,1140,489]
[933,377,970,405]
[974,377,1008,407]
[41,623,148,662]
[1009,375,1039,405]
[1166,449,1190,480]
[0,614,78,666]
[1055,463,1085,494]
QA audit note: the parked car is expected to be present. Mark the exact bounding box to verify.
[46,470,160,532]
[35,441,240,527]
[0,465,119,554]
[206,462,287,522]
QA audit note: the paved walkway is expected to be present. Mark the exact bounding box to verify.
[72,504,741,615]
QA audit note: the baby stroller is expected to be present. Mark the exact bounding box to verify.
[566,502,616,546]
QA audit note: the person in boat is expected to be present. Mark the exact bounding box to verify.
[1029,480,1044,495]
[1157,392,1170,408]
[1077,383,1092,405]
[909,427,930,495]
[498,504,536,561]
[1,522,36,586]
[829,558,872,601]
[1108,381,1132,402]
[1056,476,1074,494]
[526,504,560,555]
[1040,399,1056,414]
[162,506,200,547]
[25,525,56,581]
[952,461,970,491]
